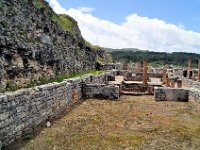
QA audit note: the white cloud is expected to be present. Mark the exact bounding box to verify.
[77,7,95,13]
[48,0,200,54]
[48,0,68,14]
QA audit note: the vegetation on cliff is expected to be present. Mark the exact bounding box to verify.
[1,70,104,93]
[0,0,107,92]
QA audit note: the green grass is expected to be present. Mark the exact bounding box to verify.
[34,0,45,10]
[85,40,101,51]
[28,70,104,88]
[1,70,104,93]
[34,0,74,32]
[51,14,75,31]
[19,95,200,150]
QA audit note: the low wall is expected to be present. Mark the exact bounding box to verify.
[83,84,120,100]
[0,71,116,147]
[136,72,163,78]
[154,87,189,102]
[121,82,154,94]
[124,76,143,81]
[116,70,131,77]
[189,89,200,103]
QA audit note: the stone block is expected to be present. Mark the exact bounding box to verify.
[83,84,120,100]
[154,87,189,102]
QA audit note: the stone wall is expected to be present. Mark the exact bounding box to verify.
[124,76,143,81]
[121,82,154,94]
[100,63,119,70]
[83,84,119,100]
[154,87,189,102]
[183,78,200,103]
[136,72,163,78]
[183,78,200,90]
[189,89,200,103]
[0,71,114,147]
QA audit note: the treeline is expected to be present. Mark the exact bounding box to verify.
[109,51,200,68]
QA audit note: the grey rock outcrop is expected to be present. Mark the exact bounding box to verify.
[0,0,96,91]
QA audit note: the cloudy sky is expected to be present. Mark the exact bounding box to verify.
[47,0,200,53]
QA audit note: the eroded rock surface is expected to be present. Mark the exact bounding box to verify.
[0,0,96,91]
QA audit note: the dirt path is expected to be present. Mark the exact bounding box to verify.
[11,96,200,150]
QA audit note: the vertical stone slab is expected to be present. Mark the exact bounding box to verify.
[188,58,192,79]
[143,59,148,85]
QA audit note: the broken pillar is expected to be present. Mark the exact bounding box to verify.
[162,66,167,84]
[188,58,192,79]
[198,60,200,81]
[162,72,167,85]
[177,79,182,88]
[166,75,170,87]
[171,80,175,88]
[192,70,195,80]
[143,59,148,85]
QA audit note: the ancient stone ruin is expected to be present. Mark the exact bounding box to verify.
[1,0,200,149]
[2,56,200,148]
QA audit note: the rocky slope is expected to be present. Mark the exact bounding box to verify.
[0,0,97,91]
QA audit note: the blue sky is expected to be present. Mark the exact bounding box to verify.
[49,0,200,32]
[48,0,200,53]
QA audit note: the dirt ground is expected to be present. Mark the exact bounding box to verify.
[11,96,200,150]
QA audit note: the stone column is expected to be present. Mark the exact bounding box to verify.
[188,58,192,79]
[162,69,167,84]
[198,60,200,81]
[143,59,148,85]
[166,75,170,87]
[192,70,195,80]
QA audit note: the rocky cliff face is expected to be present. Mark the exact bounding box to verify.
[0,0,97,91]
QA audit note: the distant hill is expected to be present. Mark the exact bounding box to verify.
[104,48,146,52]
[108,50,200,68]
